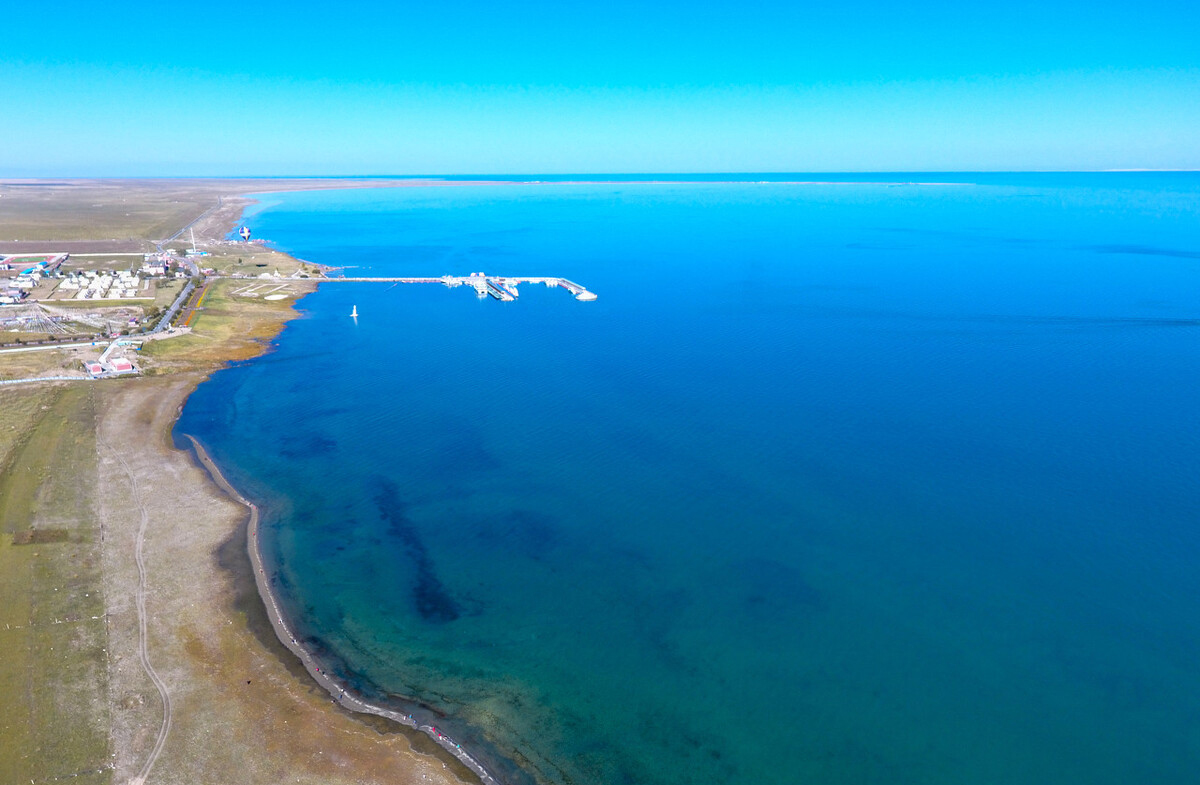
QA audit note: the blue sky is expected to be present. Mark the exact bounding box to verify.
[2,0,1198,174]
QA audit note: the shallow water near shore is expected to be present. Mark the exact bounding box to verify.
[179,175,1200,785]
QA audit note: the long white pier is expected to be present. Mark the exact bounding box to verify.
[298,273,597,301]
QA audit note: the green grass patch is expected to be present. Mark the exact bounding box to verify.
[141,279,310,370]
[0,385,110,784]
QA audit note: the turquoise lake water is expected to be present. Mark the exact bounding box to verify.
[178,176,1200,784]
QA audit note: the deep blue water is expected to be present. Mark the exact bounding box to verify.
[179,177,1200,785]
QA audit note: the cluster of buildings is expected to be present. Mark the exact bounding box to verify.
[141,252,183,277]
[82,339,139,378]
[0,252,68,274]
[57,269,146,300]
[143,259,170,276]
[0,253,69,303]
[1,253,191,306]
[1,253,183,304]
[82,357,136,377]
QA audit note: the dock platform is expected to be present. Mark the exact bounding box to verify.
[310,273,597,301]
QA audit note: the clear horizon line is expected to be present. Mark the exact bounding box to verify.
[4,169,1200,181]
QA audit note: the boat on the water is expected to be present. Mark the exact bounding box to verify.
[486,280,519,301]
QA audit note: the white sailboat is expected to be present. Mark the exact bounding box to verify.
[350,305,358,318]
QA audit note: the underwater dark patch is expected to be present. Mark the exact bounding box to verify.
[372,477,461,623]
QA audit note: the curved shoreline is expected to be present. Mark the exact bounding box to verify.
[183,434,506,785]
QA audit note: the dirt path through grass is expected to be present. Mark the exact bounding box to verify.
[99,435,172,785]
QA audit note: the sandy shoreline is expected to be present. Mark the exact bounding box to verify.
[183,433,512,785]
[90,376,477,785]
[111,180,504,783]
